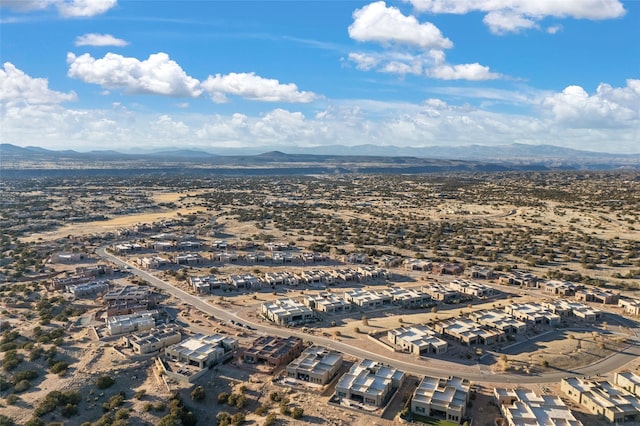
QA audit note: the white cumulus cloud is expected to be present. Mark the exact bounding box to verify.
[346,3,498,80]
[201,72,316,103]
[1,0,117,17]
[66,52,202,97]
[428,63,501,80]
[542,80,640,128]
[0,62,77,105]
[75,33,129,47]
[349,1,452,49]
[58,0,117,17]
[405,0,626,34]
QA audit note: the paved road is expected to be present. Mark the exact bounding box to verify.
[97,248,640,384]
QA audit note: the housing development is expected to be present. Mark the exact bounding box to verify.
[1,170,640,426]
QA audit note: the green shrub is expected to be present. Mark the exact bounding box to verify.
[96,375,115,389]
[12,369,38,383]
[115,408,130,420]
[60,403,78,418]
[291,407,304,419]
[0,415,13,425]
[255,404,270,416]
[50,362,69,374]
[263,413,277,426]
[14,379,30,392]
[191,385,205,401]
[103,393,125,411]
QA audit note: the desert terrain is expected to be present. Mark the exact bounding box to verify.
[2,171,640,426]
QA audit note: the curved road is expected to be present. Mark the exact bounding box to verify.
[97,248,640,384]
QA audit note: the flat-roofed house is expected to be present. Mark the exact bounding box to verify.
[434,317,504,346]
[138,256,169,270]
[122,324,182,355]
[575,288,620,305]
[113,243,142,254]
[432,262,464,275]
[404,258,433,271]
[104,285,152,316]
[615,372,640,397]
[228,274,262,289]
[189,275,225,294]
[494,388,582,426]
[335,359,405,407]
[174,253,204,265]
[449,279,494,298]
[505,303,560,326]
[498,270,539,288]
[388,325,448,355]
[66,280,110,297]
[106,310,158,335]
[285,346,343,385]
[465,265,494,280]
[469,310,527,335]
[383,287,433,308]
[243,335,303,367]
[344,289,392,308]
[421,284,460,303]
[261,298,315,326]
[619,299,640,316]
[544,300,601,321]
[303,293,351,314]
[561,377,640,423]
[411,376,470,424]
[164,333,237,369]
[540,280,581,296]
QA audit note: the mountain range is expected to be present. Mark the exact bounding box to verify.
[1,143,638,176]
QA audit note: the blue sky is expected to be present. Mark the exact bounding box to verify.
[1,0,639,153]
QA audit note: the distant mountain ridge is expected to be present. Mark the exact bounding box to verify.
[1,143,638,173]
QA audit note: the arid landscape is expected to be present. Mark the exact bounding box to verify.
[2,169,640,426]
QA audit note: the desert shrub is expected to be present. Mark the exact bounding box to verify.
[91,413,113,426]
[279,403,291,416]
[191,385,205,401]
[96,375,115,389]
[23,418,44,426]
[103,393,125,411]
[12,369,38,383]
[217,412,232,426]
[0,343,18,352]
[60,403,78,418]
[269,392,281,402]
[255,404,270,415]
[263,413,277,426]
[231,412,245,425]
[115,408,130,420]
[134,389,146,400]
[34,390,81,417]
[232,393,246,409]
[142,402,153,412]
[291,407,304,419]
[217,391,229,404]
[0,415,13,426]
[6,394,19,405]
[50,361,69,375]
[14,379,30,392]
[2,350,22,371]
